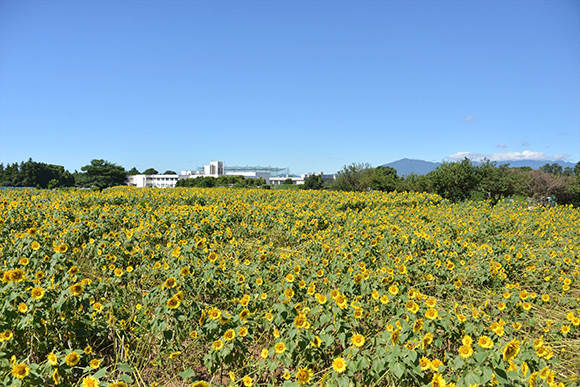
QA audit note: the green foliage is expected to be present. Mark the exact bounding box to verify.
[127,167,141,175]
[303,174,324,190]
[366,166,399,192]
[175,175,265,188]
[142,168,158,175]
[163,170,177,175]
[77,159,128,190]
[283,178,294,185]
[0,158,75,188]
[430,158,479,202]
[332,163,373,191]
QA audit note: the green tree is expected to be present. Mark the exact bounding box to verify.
[303,174,324,190]
[142,168,158,175]
[333,163,372,191]
[540,163,563,175]
[127,167,140,175]
[78,159,128,189]
[365,166,400,192]
[282,178,294,185]
[430,158,479,202]
[476,160,517,204]
[163,170,177,175]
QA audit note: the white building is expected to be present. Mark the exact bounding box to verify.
[128,160,273,188]
[127,174,179,188]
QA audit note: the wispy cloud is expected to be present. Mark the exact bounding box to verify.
[495,143,507,148]
[520,141,530,146]
[464,116,478,122]
[447,151,569,162]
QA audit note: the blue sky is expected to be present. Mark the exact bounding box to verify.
[1,0,578,175]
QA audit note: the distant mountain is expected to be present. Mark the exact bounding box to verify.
[384,158,576,176]
[383,158,441,176]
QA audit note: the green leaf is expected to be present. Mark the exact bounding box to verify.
[464,371,480,386]
[481,367,493,384]
[119,373,134,384]
[117,363,133,374]
[473,350,488,365]
[453,356,465,370]
[391,362,405,379]
[93,366,108,379]
[178,369,196,380]
[337,375,350,387]
[373,357,386,371]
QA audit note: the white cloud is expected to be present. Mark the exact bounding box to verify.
[520,141,530,146]
[464,116,478,122]
[447,150,569,162]
[496,143,507,148]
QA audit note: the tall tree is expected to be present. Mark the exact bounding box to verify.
[127,167,140,175]
[78,159,127,189]
[430,158,479,202]
[303,174,324,190]
[142,168,158,175]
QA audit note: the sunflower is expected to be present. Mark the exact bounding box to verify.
[413,318,424,333]
[212,339,224,351]
[261,348,269,359]
[432,372,446,387]
[9,268,25,282]
[419,356,431,371]
[351,333,365,348]
[69,283,84,296]
[167,296,181,309]
[31,241,40,250]
[65,351,81,366]
[224,329,236,341]
[425,308,438,320]
[391,330,401,345]
[163,277,177,289]
[458,345,473,359]
[296,368,313,385]
[274,342,287,354]
[82,376,99,387]
[90,359,101,368]
[208,308,221,320]
[332,357,347,373]
[11,363,30,379]
[191,382,209,387]
[18,302,28,314]
[477,335,494,349]
[242,376,253,386]
[239,308,250,320]
[503,339,520,362]
[31,287,45,300]
[406,300,419,314]
[310,335,322,348]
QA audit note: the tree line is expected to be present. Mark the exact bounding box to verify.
[328,159,580,206]
[2,157,579,206]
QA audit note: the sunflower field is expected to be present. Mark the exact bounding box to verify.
[1,187,579,387]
